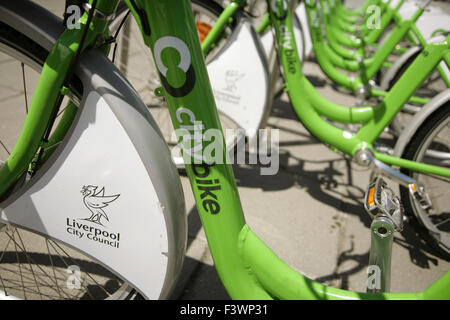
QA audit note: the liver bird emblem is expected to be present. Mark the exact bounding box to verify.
[80,185,120,226]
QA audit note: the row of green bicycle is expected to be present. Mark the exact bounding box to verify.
[0,0,448,299]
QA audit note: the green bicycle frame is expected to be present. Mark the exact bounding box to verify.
[1,0,449,299]
[147,0,449,299]
[159,0,450,299]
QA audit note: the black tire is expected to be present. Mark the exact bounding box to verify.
[399,103,450,260]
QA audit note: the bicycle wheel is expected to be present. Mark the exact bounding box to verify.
[399,103,450,259]
[0,22,137,300]
[110,0,240,168]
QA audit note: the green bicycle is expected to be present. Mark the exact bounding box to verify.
[179,0,450,257]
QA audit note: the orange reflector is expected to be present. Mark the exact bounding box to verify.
[367,186,375,208]
[196,22,213,43]
[411,183,417,192]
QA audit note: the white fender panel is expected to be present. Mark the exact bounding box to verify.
[1,93,169,299]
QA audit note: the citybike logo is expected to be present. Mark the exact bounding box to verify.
[273,6,297,75]
[271,0,288,20]
[175,107,209,163]
[304,0,321,30]
[278,23,297,74]
[192,163,222,215]
[154,36,196,98]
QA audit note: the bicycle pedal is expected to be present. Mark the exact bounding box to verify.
[364,177,404,231]
[409,182,433,211]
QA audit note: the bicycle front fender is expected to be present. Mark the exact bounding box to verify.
[204,16,271,155]
[0,0,187,299]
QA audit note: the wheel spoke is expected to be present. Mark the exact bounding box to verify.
[0,140,10,156]
[434,217,450,228]
[2,227,70,298]
[21,62,29,114]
